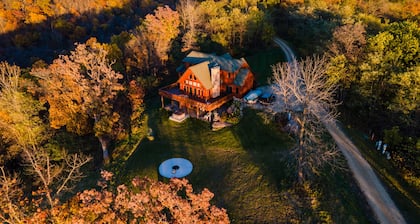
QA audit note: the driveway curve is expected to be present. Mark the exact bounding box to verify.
[274,37,406,224]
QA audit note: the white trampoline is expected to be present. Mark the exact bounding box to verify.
[159,158,193,178]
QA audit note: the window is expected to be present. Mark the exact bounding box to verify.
[236,87,239,94]
[227,86,232,93]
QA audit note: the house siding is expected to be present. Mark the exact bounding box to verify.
[178,69,212,100]
[159,52,255,115]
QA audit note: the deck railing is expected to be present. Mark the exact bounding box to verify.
[159,84,234,112]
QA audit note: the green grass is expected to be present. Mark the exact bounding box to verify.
[246,48,285,85]
[339,125,420,224]
[115,104,374,223]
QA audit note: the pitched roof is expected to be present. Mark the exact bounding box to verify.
[183,51,244,73]
[183,51,213,65]
[234,68,250,86]
[189,61,213,90]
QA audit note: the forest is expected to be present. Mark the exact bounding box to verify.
[0,0,418,223]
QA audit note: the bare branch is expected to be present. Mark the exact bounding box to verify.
[270,55,341,183]
[56,153,92,196]
[0,167,25,223]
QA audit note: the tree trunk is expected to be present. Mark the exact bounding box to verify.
[98,136,110,164]
[297,111,307,185]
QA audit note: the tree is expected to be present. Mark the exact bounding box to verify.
[197,0,274,49]
[143,6,180,63]
[0,62,91,222]
[177,0,202,51]
[328,23,366,63]
[270,56,340,184]
[359,21,419,114]
[23,170,230,223]
[326,22,366,101]
[31,39,124,163]
[128,80,145,136]
[125,6,180,75]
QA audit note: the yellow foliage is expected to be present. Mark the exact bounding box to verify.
[106,0,123,8]
[25,12,47,24]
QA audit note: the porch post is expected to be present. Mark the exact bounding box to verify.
[160,96,164,108]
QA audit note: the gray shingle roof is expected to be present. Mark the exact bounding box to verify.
[234,68,249,86]
[183,51,244,73]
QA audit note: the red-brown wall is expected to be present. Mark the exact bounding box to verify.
[177,61,254,100]
[178,69,211,100]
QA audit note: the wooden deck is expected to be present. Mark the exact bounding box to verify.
[159,83,234,113]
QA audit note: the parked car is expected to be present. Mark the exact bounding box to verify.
[244,89,262,104]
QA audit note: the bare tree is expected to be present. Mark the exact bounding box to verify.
[270,55,340,184]
[0,167,25,223]
[177,0,202,51]
[328,23,366,62]
[0,62,91,221]
[326,23,366,101]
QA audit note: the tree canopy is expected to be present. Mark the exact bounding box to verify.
[360,21,419,114]
[31,39,124,162]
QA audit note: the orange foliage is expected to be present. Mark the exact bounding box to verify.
[142,6,181,63]
[0,0,133,34]
[30,171,231,223]
[404,0,420,17]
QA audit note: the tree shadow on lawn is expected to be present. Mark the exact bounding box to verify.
[230,109,375,223]
[122,107,288,222]
[120,104,374,223]
[122,106,303,223]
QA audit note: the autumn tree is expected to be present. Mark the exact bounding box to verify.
[128,80,145,136]
[31,39,124,163]
[126,5,180,75]
[24,170,230,223]
[271,56,340,184]
[0,62,91,222]
[198,0,274,49]
[143,5,180,63]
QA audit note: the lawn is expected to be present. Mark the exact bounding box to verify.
[110,47,373,223]
[118,105,374,223]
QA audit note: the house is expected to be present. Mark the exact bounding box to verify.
[159,51,255,117]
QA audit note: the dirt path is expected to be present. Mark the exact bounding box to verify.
[273,37,295,62]
[274,37,406,224]
[327,123,406,224]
